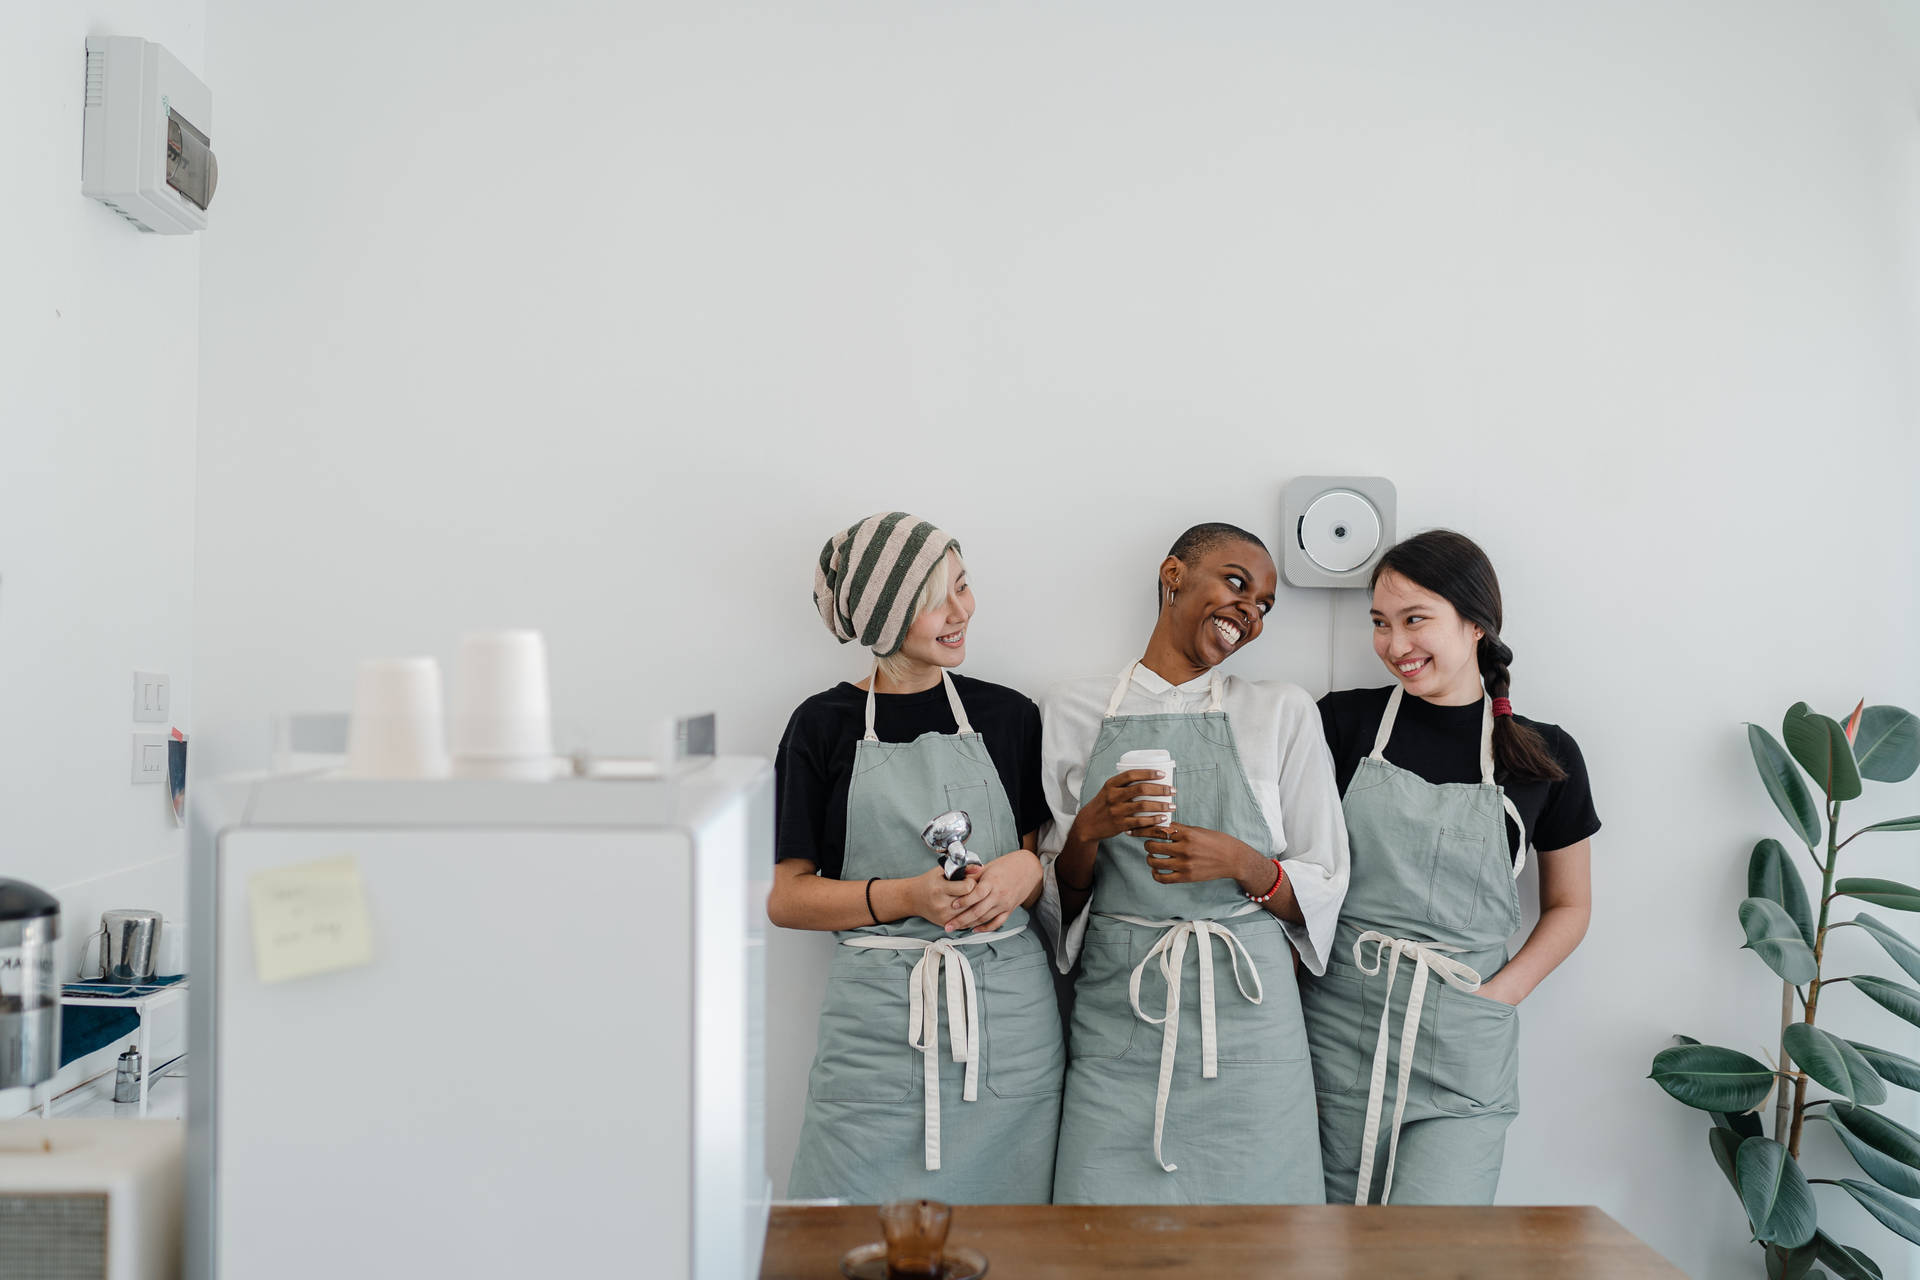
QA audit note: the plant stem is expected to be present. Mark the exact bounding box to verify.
[1790,795,1844,1160]
[1774,980,1795,1142]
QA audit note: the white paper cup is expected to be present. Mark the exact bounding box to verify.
[1115,748,1175,823]
[344,657,451,779]
[449,630,554,770]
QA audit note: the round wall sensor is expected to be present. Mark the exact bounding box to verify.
[1299,490,1381,573]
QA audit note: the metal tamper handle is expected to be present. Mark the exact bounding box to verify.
[921,810,982,881]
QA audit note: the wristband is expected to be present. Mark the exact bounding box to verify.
[865,877,882,924]
[1245,857,1285,904]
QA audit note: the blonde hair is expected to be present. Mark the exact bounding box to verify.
[874,549,963,684]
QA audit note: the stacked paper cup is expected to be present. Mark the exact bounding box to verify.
[449,630,555,780]
[344,658,452,779]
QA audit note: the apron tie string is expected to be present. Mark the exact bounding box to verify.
[1106,908,1263,1173]
[1349,930,1485,1205]
[841,926,1025,1171]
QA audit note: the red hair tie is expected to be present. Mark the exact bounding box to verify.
[1491,697,1514,718]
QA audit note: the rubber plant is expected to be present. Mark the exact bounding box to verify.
[1650,700,1920,1279]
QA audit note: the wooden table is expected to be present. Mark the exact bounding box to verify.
[761,1204,1684,1278]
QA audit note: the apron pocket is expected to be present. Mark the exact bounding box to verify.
[1214,920,1307,1064]
[1067,931,1138,1059]
[809,972,916,1103]
[983,951,1067,1098]
[1426,984,1520,1116]
[1425,825,1489,932]
[1303,970,1368,1095]
[1165,763,1219,831]
[944,780,1003,858]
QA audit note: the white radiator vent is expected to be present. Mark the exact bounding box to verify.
[0,1193,109,1279]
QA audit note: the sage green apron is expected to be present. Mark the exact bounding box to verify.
[788,669,1064,1204]
[1052,665,1324,1205]
[1300,684,1526,1205]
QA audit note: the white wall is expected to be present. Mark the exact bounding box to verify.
[0,1,203,1115]
[196,3,1920,1274]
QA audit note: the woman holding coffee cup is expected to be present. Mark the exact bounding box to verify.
[772,512,1064,1203]
[1303,530,1597,1206]
[1036,522,1349,1204]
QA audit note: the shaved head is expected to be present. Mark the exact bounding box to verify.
[1160,523,1267,605]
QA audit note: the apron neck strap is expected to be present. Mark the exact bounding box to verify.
[1478,696,1497,786]
[865,664,974,742]
[1368,684,1405,759]
[1103,662,1224,719]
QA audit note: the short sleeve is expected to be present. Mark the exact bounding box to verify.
[1533,729,1601,853]
[1012,696,1050,838]
[774,704,835,874]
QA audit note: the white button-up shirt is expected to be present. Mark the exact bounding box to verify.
[1035,665,1351,976]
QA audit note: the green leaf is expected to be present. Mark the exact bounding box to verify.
[1752,725,1824,848]
[1736,1138,1818,1247]
[1835,1180,1920,1246]
[1847,1042,1920,1093]
[1650,1044,1777,1112]
[1836,880,1920,913]
[1850,817,1920,837]
[1741,898,1819,983]
[1853,977,1920,1029]
[1813,1232,1883,1280]
[1786,703,1864,802]
[1851,914,1920,986]
[1679,1034,1769,1136]
[1752,839,1818,949]
[1768,1242,1820,1280]
[1826,1104,1920,1197]
[1710,1125,1744,1192]
[1854,707,1920,784]
[1784,1025,1887,1105]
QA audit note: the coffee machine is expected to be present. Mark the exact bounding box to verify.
[0,878,60,1094]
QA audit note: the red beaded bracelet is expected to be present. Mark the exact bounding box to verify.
[1245,857,1285,903]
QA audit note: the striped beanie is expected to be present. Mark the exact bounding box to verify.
[814,512,961,657]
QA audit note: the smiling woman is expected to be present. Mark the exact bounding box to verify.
[1035,522,1351,1205]
[1303,529,1599,1208]
[769,510,1065,1204]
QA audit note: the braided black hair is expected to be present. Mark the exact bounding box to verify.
[1371,529,1566,784]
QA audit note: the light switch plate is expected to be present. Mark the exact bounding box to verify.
[133,670,171,722]
[132,732,168,783]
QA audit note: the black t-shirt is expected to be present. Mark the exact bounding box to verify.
[775,674,1049,879]
[1318,686,1601,859]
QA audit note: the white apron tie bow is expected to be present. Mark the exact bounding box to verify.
[1350,930,1486,1205]
[1107,909,1264,1173]
[841,926,1025,1171]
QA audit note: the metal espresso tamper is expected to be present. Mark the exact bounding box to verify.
[921,810,982,881]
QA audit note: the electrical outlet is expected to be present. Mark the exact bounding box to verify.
[132,732,167,783]
[133,671,170,722]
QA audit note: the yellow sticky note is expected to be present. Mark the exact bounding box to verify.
[248,856,375,984]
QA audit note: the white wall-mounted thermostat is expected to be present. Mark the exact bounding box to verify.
[1280,476,1397,589]
[81,37,216,234]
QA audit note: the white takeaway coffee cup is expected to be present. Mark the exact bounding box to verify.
[344,657,451,779]
[1115,748,1175,823]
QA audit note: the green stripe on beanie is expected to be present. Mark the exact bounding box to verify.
[812,512,959,657]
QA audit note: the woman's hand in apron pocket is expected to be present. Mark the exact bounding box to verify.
[908,862,983,928]
[1471,971,1523,1006]
[1070,769,1176,843]
[1141,824,1267,887]
[945,850,1042,933]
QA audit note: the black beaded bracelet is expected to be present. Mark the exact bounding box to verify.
[865,876,882,924]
